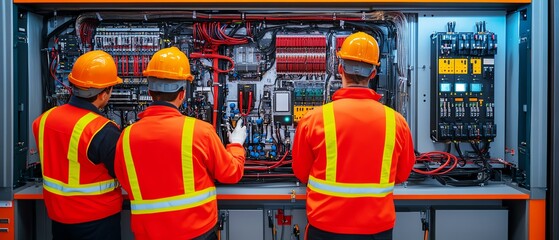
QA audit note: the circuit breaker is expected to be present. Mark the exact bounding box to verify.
[430,22,498,142]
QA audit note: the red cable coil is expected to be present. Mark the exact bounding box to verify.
[412,151,459,175]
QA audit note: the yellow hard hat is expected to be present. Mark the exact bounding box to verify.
[337,32,380,66]
[143,47,194,81]
[68,50,123,89]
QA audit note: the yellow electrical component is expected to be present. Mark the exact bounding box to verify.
[438,59,455,74]
[454,59,468,74]
[293,106,317,122]
[471,58,482,74]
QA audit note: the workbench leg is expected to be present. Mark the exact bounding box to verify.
[528,199,545,240]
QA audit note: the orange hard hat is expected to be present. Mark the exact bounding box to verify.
[143,47,194,81]
[337,32,380,66]
[68,50,123,89]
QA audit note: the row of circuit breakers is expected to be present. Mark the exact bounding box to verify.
[47,13,497,169]
[430,21,498,142]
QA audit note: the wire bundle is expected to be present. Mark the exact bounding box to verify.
[412,141,515,186]
[193,22,250,49]
[413,151,459,175]
[49,38,72,94]
[245,151,291,172]
[78,19,98,50]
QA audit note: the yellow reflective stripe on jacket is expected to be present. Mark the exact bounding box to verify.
[43,176,118,196]
[380,106,396,184]
[130,187,216,215]
[307,176,394,198]
[122,125,143,200]
[322,103,337,181]
[181,118,196,194]
[67,112,102,185]
[38,107,57,174]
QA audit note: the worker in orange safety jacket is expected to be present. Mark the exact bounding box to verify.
[114,47,247,240]
[292,32,415,240]
[32,50,124,240]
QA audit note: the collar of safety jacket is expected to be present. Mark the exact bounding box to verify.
[68,95,104,115]
[138,103,182,119]
[332,87,382,101]
[150,100,179,109]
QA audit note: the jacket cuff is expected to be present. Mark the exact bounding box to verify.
[226,143,244,148]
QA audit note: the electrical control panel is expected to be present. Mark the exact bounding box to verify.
[430,21,498,142]
[43,11,408,181]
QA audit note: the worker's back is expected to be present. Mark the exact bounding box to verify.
[293,87,415,235]
[114,105,219,240]
[32,104,122,224]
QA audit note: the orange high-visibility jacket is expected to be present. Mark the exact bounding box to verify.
[32,105,122,224]
[114,104,245,240]
[293,88,415,235]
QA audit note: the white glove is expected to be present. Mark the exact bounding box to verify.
[228,118,247,144]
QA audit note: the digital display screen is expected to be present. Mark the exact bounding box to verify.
[455,83,467,92]
[274,92,290,112]
[471,83,483,92]
[440,83,452,92]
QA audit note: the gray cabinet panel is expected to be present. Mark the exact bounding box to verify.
[435,209,508,240]
[394,212,424,240]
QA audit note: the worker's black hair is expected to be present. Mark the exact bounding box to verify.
[343,73,371,85]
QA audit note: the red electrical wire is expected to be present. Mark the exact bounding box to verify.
[49,48,72,93]
[245,160,293,165]
[239,91,243,115]
[244,151,290,171]
[190,21,249,133]
[247,92,253,115]
[133,55,139,76]
[142,56,148,71]
[246,21,251,36]
[239,91,253,117]
[120,56,126,76]
[412,151,458,175]
[193,13,366,21]
[193,24,198,49]
[192,22,250,49]
[139,55,143,73]
[218,23,248,44]
[125,55,129,76]
[243,174,295,178]
[489,158,515,167]
[79,20,97,50]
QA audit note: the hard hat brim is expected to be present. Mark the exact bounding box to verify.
[147,77,188,93]
[341,59,376,77]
